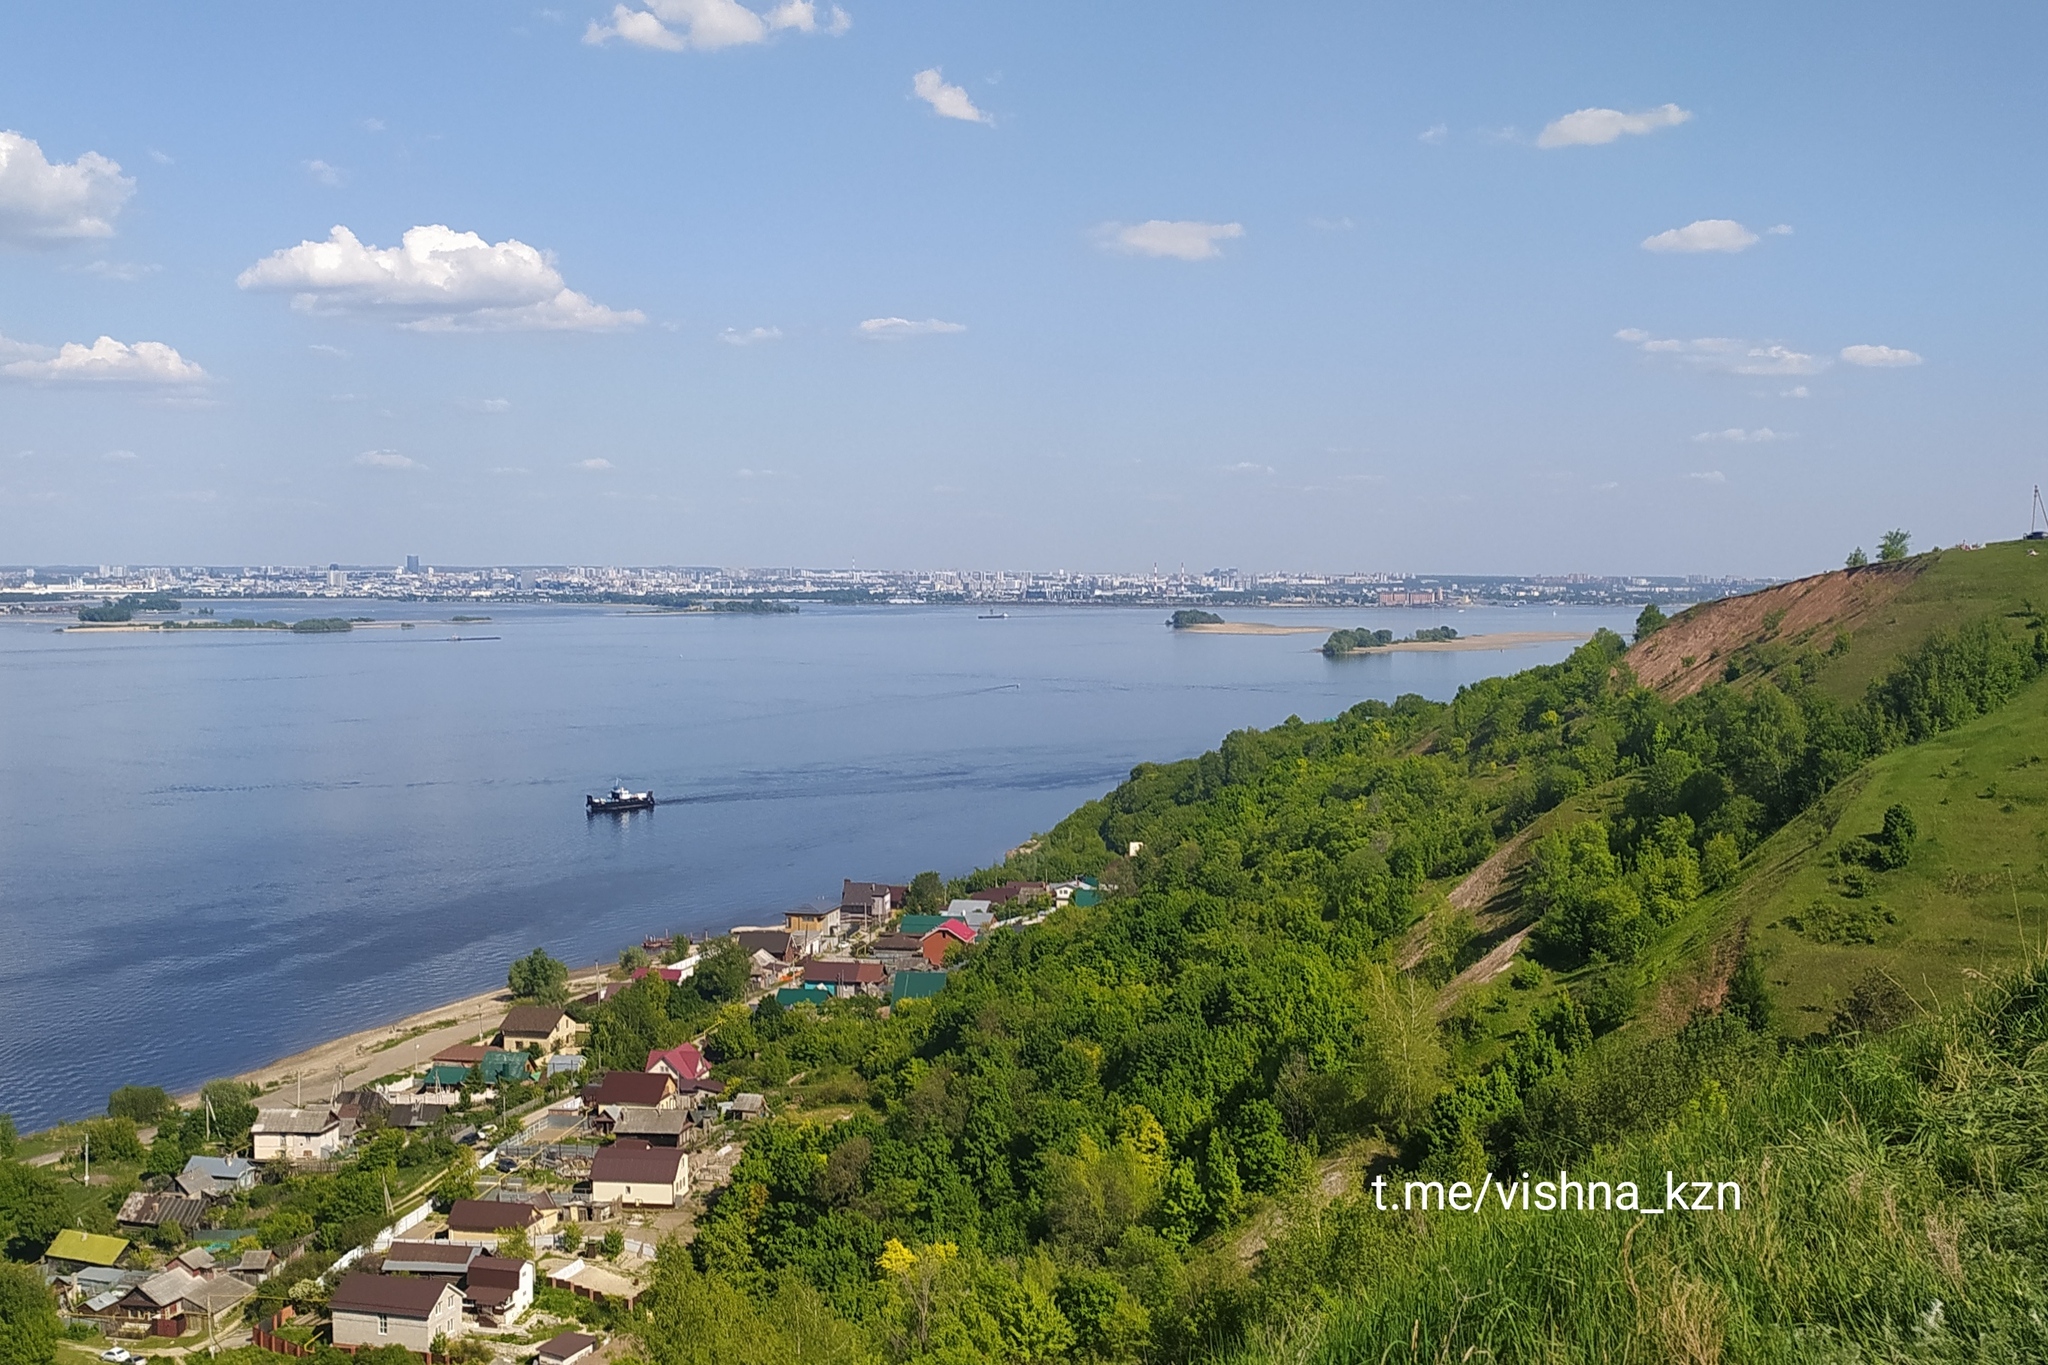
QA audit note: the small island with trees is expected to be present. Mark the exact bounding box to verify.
[1321,624,1459,656]
[1167,609,1225,628]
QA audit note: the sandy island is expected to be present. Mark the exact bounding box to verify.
[1181,623,1591,652]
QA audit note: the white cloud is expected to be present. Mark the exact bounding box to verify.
[719,325,782,345]
[1693,427,1790,443]
[1615,329,1828,376]
[237,224,644,332]
[0,131,135,245]
[575,457,614,471]
[1840,343,1923,367]
[857,316,966,339]
[355,449,423,471]
[1642,219,1760,254]
[1225,461,1274,474]
[1766,224,1793,236]
[1537,103,1692,148]
[585,0,848,51]
[460,397,512,412]
[103,449,138,461]
[912,68,990,124]
[1,334,207,384]
[1308,215,1354,232]
[1782,385,1809,398]
[1418,123,1448,144]
[309,343,351,358]
[1095,219,1244,261]
[1686,470,1727,483]
[305,160,344,187]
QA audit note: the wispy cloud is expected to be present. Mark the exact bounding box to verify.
[1308,215,1354,232]
[1642,219,1760,254]
[1095,219,1244,261]
[355,449,423,471]
[1840,343,1923,367]
[304,159,344,187]
[0,130,135,245]
[574,457,614,471]
[1615,329,1828,377]
[1686,470,1727,483]
[309,343,351,358]
[719,325,782,346]
[1418,123,1448,145]
[81,260,158,281]
[585,0,849,52]
[1537,103,1692,149]
[857,316,965,339]
[460,397,512,412]
[238,224,643,332]
[1693,427,1790,443]
[912,68,990,124]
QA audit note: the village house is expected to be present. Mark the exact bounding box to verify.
[102,1265,252,1339]
[611,1106,692,1147]
[445,1198,558,1247]
[178,1155,256,1197]
[464,1254,535,1326]
[45,1230,129,1273]
[329,1272,464,1352]
[871,931,928,970]
[580,1070,678,1131]
[645,1043,710,1083]
[838,879,907,925]
[496,1005,577,1056]
[117,1191,206,1232]
[733,927,797,965]
[588,1139,689,1207]
[890,970,948,1005]
[536,1330,601,1365]
[379,1241,479,1277]
[801,958,887,998]
[918,920,976,967]
[719,1092,767,1121]
[250,1107,344,1163]
[783,904,841,947]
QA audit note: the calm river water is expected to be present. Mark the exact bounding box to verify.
[0,601,1641,1128]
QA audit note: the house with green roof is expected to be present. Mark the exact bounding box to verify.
[890,970,948,1004]
[897,913,948,937]
[46,1230,129,1268]
[776,984,835,1008]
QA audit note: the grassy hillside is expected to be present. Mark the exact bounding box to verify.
[1727,669,2048,1031]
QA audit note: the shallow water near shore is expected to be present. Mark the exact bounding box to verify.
[0,600,1638,1129]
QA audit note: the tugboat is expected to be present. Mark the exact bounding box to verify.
[587,784,655,814]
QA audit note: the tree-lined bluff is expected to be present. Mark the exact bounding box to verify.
[10,541,2048,1362]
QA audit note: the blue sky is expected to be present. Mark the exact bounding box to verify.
[1,2,2041,576]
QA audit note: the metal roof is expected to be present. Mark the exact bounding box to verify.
[46,1230,129,1266]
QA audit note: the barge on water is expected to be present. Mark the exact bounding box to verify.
[587,784,655,814]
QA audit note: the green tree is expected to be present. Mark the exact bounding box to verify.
[905,870,946,915]
[495,1225,536,1263]
[107,1085,177,1125]
[1846,546,1869,568]
[0,1115,15,1160]
[599,1227,625,1259]
[1700,832,1742,891]
[691,937,751,1005]
[1633,603,1667,642]
[508,947,569,1004]
[434,1160,478,1209]
[143,1127,188,1178]
[1877,529,1911,562]
[618,945,651,973]
[0,1161,69,1260]
[0,1258,59,1365]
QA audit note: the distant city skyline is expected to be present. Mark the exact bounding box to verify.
[3,4,2043,575]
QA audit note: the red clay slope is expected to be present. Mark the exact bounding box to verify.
[1625,560,1925,699]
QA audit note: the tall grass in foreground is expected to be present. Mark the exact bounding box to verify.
[1217,958,2048,1364]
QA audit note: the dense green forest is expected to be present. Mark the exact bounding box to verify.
[559,548,2048,1361]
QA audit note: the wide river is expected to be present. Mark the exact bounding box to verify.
[0,601,1641,1129]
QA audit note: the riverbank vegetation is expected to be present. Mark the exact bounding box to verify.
[1168,610,1224,628]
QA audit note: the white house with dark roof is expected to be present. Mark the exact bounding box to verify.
[329,1272,464,1351]
[251,1107,343,1162]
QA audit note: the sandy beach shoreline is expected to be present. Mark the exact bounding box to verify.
[179,963,612,1107]
[1180,623,1592,652]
